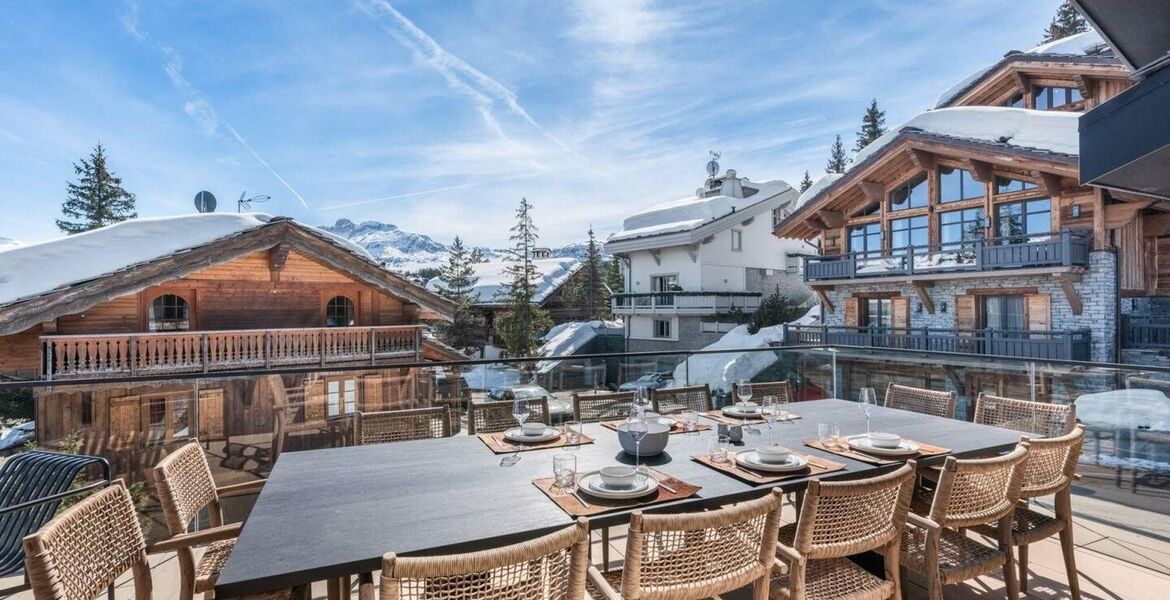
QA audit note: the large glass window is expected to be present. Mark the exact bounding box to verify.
[864,298,893,329]
[889,173,928,211]
[653,319,672,339]
[995,198,1051,242]
[939,166,982,203]
[995,176,1038,194]
[149,294,190,331]
[326,378,356,417]
[1004,92,1025,108]
[650,274,678,292]
[890,216,928,254]
[325,296,355,327]
[982,295,1025,331]
[848,223,882,255]
[1034,86,1084,111]
[940,208,986,246]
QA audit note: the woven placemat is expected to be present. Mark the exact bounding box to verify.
[478,431,595,454]
[600,420,712,435]
[533,467,701,517]
[692,450,845,484]
[803,437,950,465]
[701,410,801,426]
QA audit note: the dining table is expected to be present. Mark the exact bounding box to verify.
[215,398,1024,598]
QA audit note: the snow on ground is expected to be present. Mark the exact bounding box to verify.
[425,257,581,305]
[0,213,372,307]
[536,319,623,373]
[671,305,820,394]
[610,180,790,242]
[0,237,21,252]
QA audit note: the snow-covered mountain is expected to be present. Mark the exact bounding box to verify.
[0,237,23,252]
[319,219,590,273]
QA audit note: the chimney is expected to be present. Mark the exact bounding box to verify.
[532,247,551,259]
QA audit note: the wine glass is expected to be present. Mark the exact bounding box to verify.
[627,408,649,484]
[761,395,780,445]
[736,379,759,434]
[512,398,530,431]
[859,388,877,435]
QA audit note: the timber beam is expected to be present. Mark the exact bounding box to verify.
[1074,74,1095,100]
[908,149,935,172]
[269,243,291,272]
[816,210,844,229]
[910,281,935,314]
[1036,171,1065,198]
[1105,201,1155,229]
[964,159,994,183]
[811,286,835,313]
[1144,213,1170,237]
[859,180,885,206]
[1054,273,1083,315]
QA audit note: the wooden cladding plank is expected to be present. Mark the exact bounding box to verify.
[843,297,860,327]
[199,389,225,439]
[1026,294,1051,331]
[108,395,140,451]
[954,295,977,330]
[891,297,910,329]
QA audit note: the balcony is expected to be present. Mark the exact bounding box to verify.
[1122,316,1170,349]
[780,324,1092,361]
[804,230,1090,282]
[40,325,424,380]
[611,291,762,316]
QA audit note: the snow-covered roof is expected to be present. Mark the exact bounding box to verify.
[795,174,842,208]
[936,30,1113,108]
[425,257,582,305]
[535,319,623,373]
[609,179,791,243]
[0,213,373,307]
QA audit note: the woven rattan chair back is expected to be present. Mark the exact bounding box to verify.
[1020,425,1084,498]
[619,489,782,599]
[928,443,1029,529]
[1126,375,1170,395]
[975,393,1075,438]
[23,481,151,600]
[356,407,451,445]
[794,461,916,560]
[884,383,956,419]
[381,518,590,600]
[572,391,637,422]
[733,380,793,404]
[467,398,550,434]
[154,441,222,535]
[650,384,712,415]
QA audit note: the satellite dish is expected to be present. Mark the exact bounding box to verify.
[706,150,721,178]
[194,191,217,213]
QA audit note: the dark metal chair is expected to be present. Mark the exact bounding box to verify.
[0,450,111,579]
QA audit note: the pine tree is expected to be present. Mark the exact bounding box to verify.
[469,247,486,264]
[747,288,806,334]
[433,236,482,350]
[1042,1,1088,43]
[798,170,814,193]
[494,198,553,360]
[603,257,623,294]
[825,135,849,174]
[854,99,887,153]
[57,143,137,234]
[562,227,611,321]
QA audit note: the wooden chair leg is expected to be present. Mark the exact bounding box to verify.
[601,526,610,570]
[752,575,769,600]
[177,548,196,600]
[1002,548,1020,600]
[1018,543,1029,593]
[357,572,374,600]
[1060,525,1081,600]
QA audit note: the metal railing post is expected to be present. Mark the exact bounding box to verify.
[1061,228,1072,266]
[975,239,984,270]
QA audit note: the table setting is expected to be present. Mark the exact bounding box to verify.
[601,410,711,435]
[801,388,949,465]
[480,400,595,461]
[703,379,801,428]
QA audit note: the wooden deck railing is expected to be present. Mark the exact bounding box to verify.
[611,291,762,315]
[778,324,1092,361]
[40,325,425,379]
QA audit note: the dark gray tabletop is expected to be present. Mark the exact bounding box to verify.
[216,399,1022,596]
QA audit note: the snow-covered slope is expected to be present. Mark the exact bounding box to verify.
[0,237,21,252]
[425,257,582,305]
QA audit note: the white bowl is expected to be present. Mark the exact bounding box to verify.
[521,422,547,436]
[599,465,637,489]
[616,421,671,456]
[868,432,902,449]
[755,444,792,464]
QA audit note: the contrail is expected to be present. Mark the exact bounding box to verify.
[320,172,538,210]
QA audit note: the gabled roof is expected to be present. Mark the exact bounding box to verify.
[425,257,582,307]
[0,213,455,335]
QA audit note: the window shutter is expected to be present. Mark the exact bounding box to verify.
[198,389,225,439]
[108,396,141,451]
[892,297,910,329]
[1026,294,1051,331]
[954,295,977,331]
[304,378,326,424]
[843,297,861,327]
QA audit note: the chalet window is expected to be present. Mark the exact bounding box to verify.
[653,319,672,339]
[731,229,743,252]
[1033,86,1084,111]
[938,166,982,203]
[650,274,679,292]
[80,396,93,426]
[888,173,928,212]
[890,216,928,254]
[1004,93,1025,108]
[982,295,1026,332]
[994,177,1038,194]
[863,298,893,329]
[146,397,167,445]
[995,198,1051,242]
[785,254,802,274]
[326,295,355,327]
[940,208,986,247]
[149,294,190,331]
[772,207,786,228]
[326,378,357,417]
[848,223,882,255]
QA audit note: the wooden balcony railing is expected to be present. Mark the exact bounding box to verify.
[40,325,425,379]
[611,291,762,316]
[778,324,1092,361]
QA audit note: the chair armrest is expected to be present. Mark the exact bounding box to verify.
[585,566,622,600]
[906,512,940,532]
[148,522,242,554]
[774,541,803,565]
[216,479,266,498]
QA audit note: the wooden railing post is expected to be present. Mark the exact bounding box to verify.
[129,337,138,376]
[415,327,423,361]
[319,330,326,367]
[1060,228,1072,266]
[265,332,272,369]
[370,328,377,365]
[202,334,209,373]
[44,340,53,381]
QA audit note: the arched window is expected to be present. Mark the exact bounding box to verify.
[326,296,355,327]
[149,294,190,331]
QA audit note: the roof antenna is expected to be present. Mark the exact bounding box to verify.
[237,191,271,213]
[706,150,721,178]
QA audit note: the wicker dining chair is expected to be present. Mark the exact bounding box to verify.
[972,425,1085,599]
[467,398,550,434]
[572,390,637,422]
[974,394,1076,438]
[588,489,783,600]
[884,384,956,419]
[733,380,794,405]
[153,442,268,600]
[771,462,916,600]
[355,407,452,445]
[23,481,294,600]
[381,518,590,600]
[901,443,1030,600]
[650,384,713,415]
[1126,375,1170,396]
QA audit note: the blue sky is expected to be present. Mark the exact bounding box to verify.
[0,0,1064,248]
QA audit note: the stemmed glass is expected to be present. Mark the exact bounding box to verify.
[859,387,877,435]
[627,406,649,485]
[761,395,780,445]
[500,398,530,467]
[736,378,759,434]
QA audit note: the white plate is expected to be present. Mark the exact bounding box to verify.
[736,451,809,473]
[578,470,660,499]
[655,416,677,428]
[846,436,920,457]
[723,406,762,418]
[503,427,561,443]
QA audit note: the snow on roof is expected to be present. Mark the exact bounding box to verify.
[0,213,373,307]
[536,319,623,373]
[795,174,842,208]
[936,30,1110,108]
[426,257,582,305]
[609,179,791,243]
